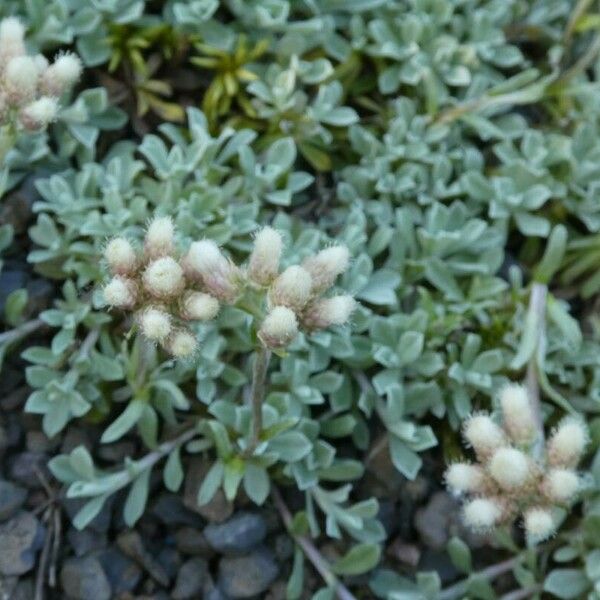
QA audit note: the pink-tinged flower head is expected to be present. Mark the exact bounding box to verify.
[258,306,298,349]
[302,245,350,294]
[248,226,283,286]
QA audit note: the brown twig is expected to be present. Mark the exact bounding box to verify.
[271,486,357,600]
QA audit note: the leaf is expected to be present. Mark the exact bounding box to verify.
[268,431,312,462]
[197,460,224,506]
[124,468,151,526]
[287,545,304,600]
[447,537,472,573]
[243,463,270,505]
[73,494,109,530]
[332,543,381,576]
[4,289,27,326]
[543,569,589,599]
[163,447,184,492]
[101,400,145,444]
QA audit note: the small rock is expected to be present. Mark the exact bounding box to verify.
[67,528,107,557]
[157,546,181,581]
[273,534,293,562]
[0,480,27,521]
[0,269,27,315]
[171,557,208,599]
[61,556,111,600]
[0,424,8,459]
[184,459,233,523]
[10,578,34,600]
[414,492,458,551]
[25,278,54,319]
[175,527,213,557]
[387,538,421,567]
[204,512,267,555]
[218,547,279,598]
[0,512,45,575]
[419,549,460,585]
[152,493,204,527]
[8,452,49,489]
[117,531,170,587]
[26,431,58,454]
[98,547,142,594]
[60,428,92,454]
[204,577,231,600]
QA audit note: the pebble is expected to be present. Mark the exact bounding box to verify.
[0,480,27,521]
[117,531,170,587]
[0,512,45,576]
[67,528,108,557]
[152,493,204,527]
[174,527,214,557]
[218,547,279,598]
[98,547,143,594]
[8,452,49,489]
[171,557,208,599]
[60,556,112,600]
[204,512,267,555]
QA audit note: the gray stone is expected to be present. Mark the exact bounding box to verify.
[152,493,204,527]
[0,512,45,575]
[8,452,49,489]
[67,528,107,557]
[61,556,111,600]
[117,531,170,587]
[414,491,456,550]
[98,547,142,594]
[172,557,208,599]
[175,527,214,557]
[0,480,27,521]
[204,512,266,555]
[218,547,279,598]
[185,459,233,523]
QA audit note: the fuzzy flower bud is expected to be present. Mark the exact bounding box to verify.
[302,245,350,294]
[463,497,502,530]
[499,384,537,444]
[184,240,241,303]
[4,55,38,104]
[524,507,555,541]
[543,469,580,504]
[144,216,175,259]
[40,52,82,96]
[488,447,530,490]
[143,256,185,299]
[181,291,219,321]
[139,308,171,342]
[445,463,486,494]
[547,417,588,468]
[259,306,298,349]
[0,18,25,67]
[19,96,59,130]
[269,266,312,312]
[302,295,356,330]
[104,237,136,275]
[103,277,136,309]
[33,54,49,74]
[248,226,283,286]
[167,329,197,358]
[463,414,505,459]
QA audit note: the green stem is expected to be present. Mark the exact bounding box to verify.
[245,345,271,456]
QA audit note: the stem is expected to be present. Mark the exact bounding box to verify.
[245,345,271,456]
[135,426,198,473]
[500,585,543,600]
[439,555,522,600]
[0,318,45,345]
[271,486,357,600]
[525,282,547,461]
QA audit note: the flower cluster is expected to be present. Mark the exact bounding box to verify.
[446,384,588,542]
[0,17,81,133]
[103,221,356,357]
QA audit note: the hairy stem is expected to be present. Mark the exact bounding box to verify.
[245,345,271,456]
[271,486,357,600]
[526,282,547,461]
[500,585,543,600]
[439,555,522,600]
[0,317,45,345]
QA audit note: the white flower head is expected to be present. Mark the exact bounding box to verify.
[302,295,356,330]
[248,226,283,286]
[463,497,502,531]
[104,237,137,275]
[19,96,59,130]
[302,245,350,294]
[0,17,25,67]
[269,265,312,312]
[4,55,38,103]
[41,52,82,96]
[543,469,580,504]
[144,216,175,259]
[259,306,298,349]
[524,507,555,542]
[139,308,171,342]
[142,256,185,299]
[181,291,219,321]
[103,277,136,309]
[499,383,537,444]
[488,447,530,490]
[167,329,197,359]
[445,463,486,494]
[184,240,241,303]
[547,417,588,468]
[463,414,505,459]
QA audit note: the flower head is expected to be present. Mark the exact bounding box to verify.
[143,257,185,299]
[144,216,175,259]
[0,17,25,66]
[259,306,298,349]
[302,295,356,330]
[103,277,136,309]
[547,418,588,468]
[542,469,579,504]
[499,384,537,445]
[41,52,82,96]
[167,329,197,358]
[139,308,171,342]
[104,237,137,275]
[19,96,59,130]
[446,463,486,494]
[4,55,38,103]
[463,497,502,530]
[302,245,350,294]
[524,507,555,541]
[269,265,312,312]
[463,414,505,459]
[181,291,219,321]
[488,447,530,491]
[248,226,283,286]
